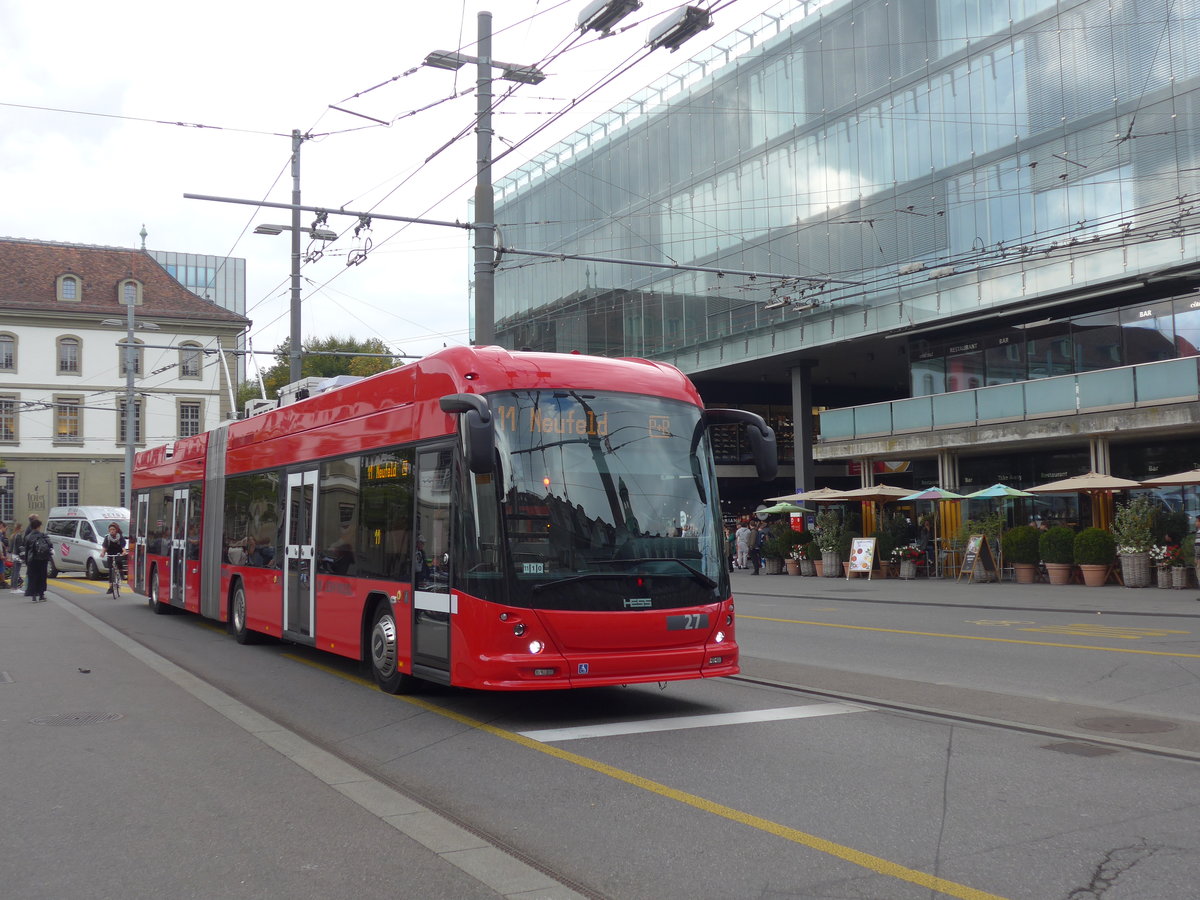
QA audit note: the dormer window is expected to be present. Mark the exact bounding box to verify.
[119,279,143,306]
[56,274,82,302]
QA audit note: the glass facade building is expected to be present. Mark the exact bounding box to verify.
[492,0,1200,511]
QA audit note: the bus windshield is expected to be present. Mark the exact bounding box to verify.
[491,389,727,610]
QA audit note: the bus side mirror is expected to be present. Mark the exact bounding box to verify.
[705,408,778,482]
[440,394,495,475]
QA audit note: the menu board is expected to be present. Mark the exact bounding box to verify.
[958,534,997,582]
[848,537,876,579]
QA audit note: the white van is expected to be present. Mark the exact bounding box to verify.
[44,506,130,579]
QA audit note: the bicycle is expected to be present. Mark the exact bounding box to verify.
[106,553,125,599]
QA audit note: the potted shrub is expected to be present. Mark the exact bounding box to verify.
[1112,495,1156,587]
[1001,525,1040,584]
[789,531,816,575]
[1073,527,1115,587]
[1039,525,1075,584]
[813,509,845,578]
[761,522,795,575]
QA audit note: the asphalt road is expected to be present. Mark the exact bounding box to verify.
[7,571,1199,900]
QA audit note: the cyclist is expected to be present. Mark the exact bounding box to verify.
[102,524,127,596]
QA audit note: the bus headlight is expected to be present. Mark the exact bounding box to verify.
[528,640,545,654]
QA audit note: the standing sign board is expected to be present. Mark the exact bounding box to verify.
[848,537,876,579]
[957,534,997,582]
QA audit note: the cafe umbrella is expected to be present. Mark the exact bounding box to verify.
[1026,471,1142,528]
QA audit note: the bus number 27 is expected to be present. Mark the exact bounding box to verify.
[666,613,709,631]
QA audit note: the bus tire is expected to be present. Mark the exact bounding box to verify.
[148,566,168,615]
[229,582,258,645]
[369,602,418,694]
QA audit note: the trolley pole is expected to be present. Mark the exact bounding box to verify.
[474,11,495,346]
[289,128,303,383]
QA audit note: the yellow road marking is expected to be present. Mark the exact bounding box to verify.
[284,654,1009,900]
[1019,624,1189,639]
[741,615,1200,658]
[50,579,105,595]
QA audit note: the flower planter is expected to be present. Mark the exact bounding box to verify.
[821,551,841,577]
[899,560,917,580]
[1045,563,1073,585]
[784,559,801,576]
[1012,563,1037,584]
[1172,566,1189,589]
[1156,566,1172,589]
[1078,564,1108,587]
[799,558,816,577]
[1119,552,1150,588]
[813,559,824,577]
[763,558,784,575]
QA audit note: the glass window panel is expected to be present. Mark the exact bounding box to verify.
[1173,297,1200,357]
[985,339,1026,384]
[946,349,984,392]
[1121,301,1176,365]
[1072,312,1123,371]
[1025,326,1073,379]
[910,355,946,396]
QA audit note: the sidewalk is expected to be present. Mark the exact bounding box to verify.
[0,580,581,900]
[730,567,1200,616]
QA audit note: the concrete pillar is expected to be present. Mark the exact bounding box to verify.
[1090,437,1111,474]
[790,365,815,493]
[937,450,959,490]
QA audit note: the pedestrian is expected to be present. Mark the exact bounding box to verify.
[23,516,52,603]
[10,519,25,591]
[0,520,7,588]
[750,521,766,574]
[725,525,736,572]
[735,521,751,569]
[1193,514,1200,573]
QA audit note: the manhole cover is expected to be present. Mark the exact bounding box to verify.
[1075,716,1178,735]
[1042,741,1119,758]
[29,712,124,727]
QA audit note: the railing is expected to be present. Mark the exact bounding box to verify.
[819,356,1200,441]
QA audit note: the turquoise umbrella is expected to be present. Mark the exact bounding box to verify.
[963,483,1034,499]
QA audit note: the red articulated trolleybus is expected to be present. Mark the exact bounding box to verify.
[131,346,776,692]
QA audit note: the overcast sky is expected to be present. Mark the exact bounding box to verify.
[0,0,781,375]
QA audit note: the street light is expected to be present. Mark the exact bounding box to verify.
[423,12,546,346]
[254,223,338,241]
[101,316,160,509]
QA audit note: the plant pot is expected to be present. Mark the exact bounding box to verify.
[1156,565,1172,589]
[1172,566,1189,589]
[813,559,824,577]
[1119,552,1150,588]
[763,557,783,575]
[785,559,801,576]
[821,551,841,577]
[799,558,816,577]
[1045,563,1073,585]
[1078,564,1108,587]
[899,559,917,580]
[1013,563,1037,584]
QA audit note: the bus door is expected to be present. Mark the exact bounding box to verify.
[413,447,453,674]
[169,487,189,606]
[283,469,318,639]
[134,493,149,591]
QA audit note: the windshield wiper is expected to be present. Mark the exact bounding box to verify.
[530,559,717,594]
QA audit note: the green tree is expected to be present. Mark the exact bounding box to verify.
[256,335,400,402]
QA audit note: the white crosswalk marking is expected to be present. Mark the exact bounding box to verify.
[519,703,866,742]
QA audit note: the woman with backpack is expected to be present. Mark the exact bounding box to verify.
[23,516,51,603]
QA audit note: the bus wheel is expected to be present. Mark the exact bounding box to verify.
[369,603,418,694]
[148,567,168,615]
[230,583,258,645]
